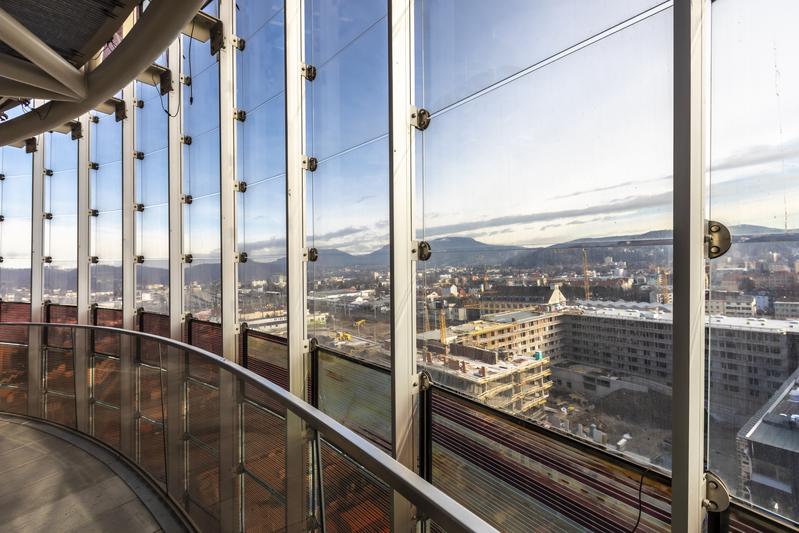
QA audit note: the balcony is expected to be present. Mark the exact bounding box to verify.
[0,321,492,532]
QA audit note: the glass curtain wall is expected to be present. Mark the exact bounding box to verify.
[414,1,673,527]
[305,0,391,367]
[183,0,222,322]
[89,111,123,308]
[0,107,32,302]
[708,0,799,524]
[235,0,287,338]
[135,75,170,315]
[43,131,79,305]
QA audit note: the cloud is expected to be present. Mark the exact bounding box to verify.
[712,139,799,173]
[314,225,368,241]
[549,175,670,201]
[425,191,672,237]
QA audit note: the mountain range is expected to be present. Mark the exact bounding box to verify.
[1,225,794,288]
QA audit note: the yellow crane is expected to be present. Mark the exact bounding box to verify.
[582,248,591,300]
[657,267,669,304]
[439,307,447,345]
[354,319,366,335]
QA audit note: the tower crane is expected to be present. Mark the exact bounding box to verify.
[582,248,591,301]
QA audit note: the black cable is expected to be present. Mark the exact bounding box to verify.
[630,467,651,532]
[187,19,195,105]
[152,72,180,118]
[21,99,52,122]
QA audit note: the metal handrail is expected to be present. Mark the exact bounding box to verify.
[0,322,498,533]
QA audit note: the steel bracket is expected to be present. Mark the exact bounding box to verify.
[410,106,431,130]
[706,220,731,259]
[302,156,318,172]
[411,240,432,261]
[301,63,317,81]
[703,471,731,513]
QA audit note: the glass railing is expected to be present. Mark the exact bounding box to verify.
[0,321,493,533]
[2,310,797,532]
[302,341,798,533]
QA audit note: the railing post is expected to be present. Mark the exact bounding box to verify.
[219,0,239,530]
[285,1,309,530]
[28,126,45,418]
[672,0,709,530]
[166,35,188,506]
[389,0,418,530]
[74,113,91,434]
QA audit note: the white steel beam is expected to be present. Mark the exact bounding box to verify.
[285,1,309,531]
[672,0,709,531]
[0,52,81,100]
[388,0,417,531]
[168,40,185,343]
[0,0,206,146]
[76,115,91,325]
[218,1,238,363]
[0,8,85,99]
[122,81,136,332]
[28,128,44,418]
[0,79,75,101]
[218,1,239,531]
[120,80,136,456]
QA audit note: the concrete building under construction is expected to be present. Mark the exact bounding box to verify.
[418,302,799,425]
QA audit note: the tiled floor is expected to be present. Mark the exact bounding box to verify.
[0,417,162,533]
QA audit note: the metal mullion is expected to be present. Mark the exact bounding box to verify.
[672,0,709,531]
[388,0,417,531]
[140,413,166,427]
[242,397,287,422]
[218,1,239,530]
[119,73,137,456]
[94,399,120,410]
[75,114,91,434]
[186,433,218,457]
[241,469,287,504]
[285,1,308,531]
[186,374,219,391]
[165,34,189,503]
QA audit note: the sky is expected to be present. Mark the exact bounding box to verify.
[3,0,799,263]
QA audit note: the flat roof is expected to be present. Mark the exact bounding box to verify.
[740,367,799,453]
[570,303,799,333]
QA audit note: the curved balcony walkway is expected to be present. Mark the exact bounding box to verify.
[0,414,188,533]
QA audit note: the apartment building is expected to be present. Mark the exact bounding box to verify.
[423,304,799,425]
[775,301,799,320]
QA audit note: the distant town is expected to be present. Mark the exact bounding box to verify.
[3,226,799,518]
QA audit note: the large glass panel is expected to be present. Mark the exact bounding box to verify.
[183,26,221,321]
[43,131,79,305]
[90,111,123,308]
[415,6,673,523]
[317,348,391,452]
[305,0,391,367]
[708,0,799,524]
[0,108,33,302]
[429,387,672,532]
[135,77,170,314]
[236,0,287,337]
[419,0,666,114]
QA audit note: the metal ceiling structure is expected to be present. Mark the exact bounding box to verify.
[0,0,206,145]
